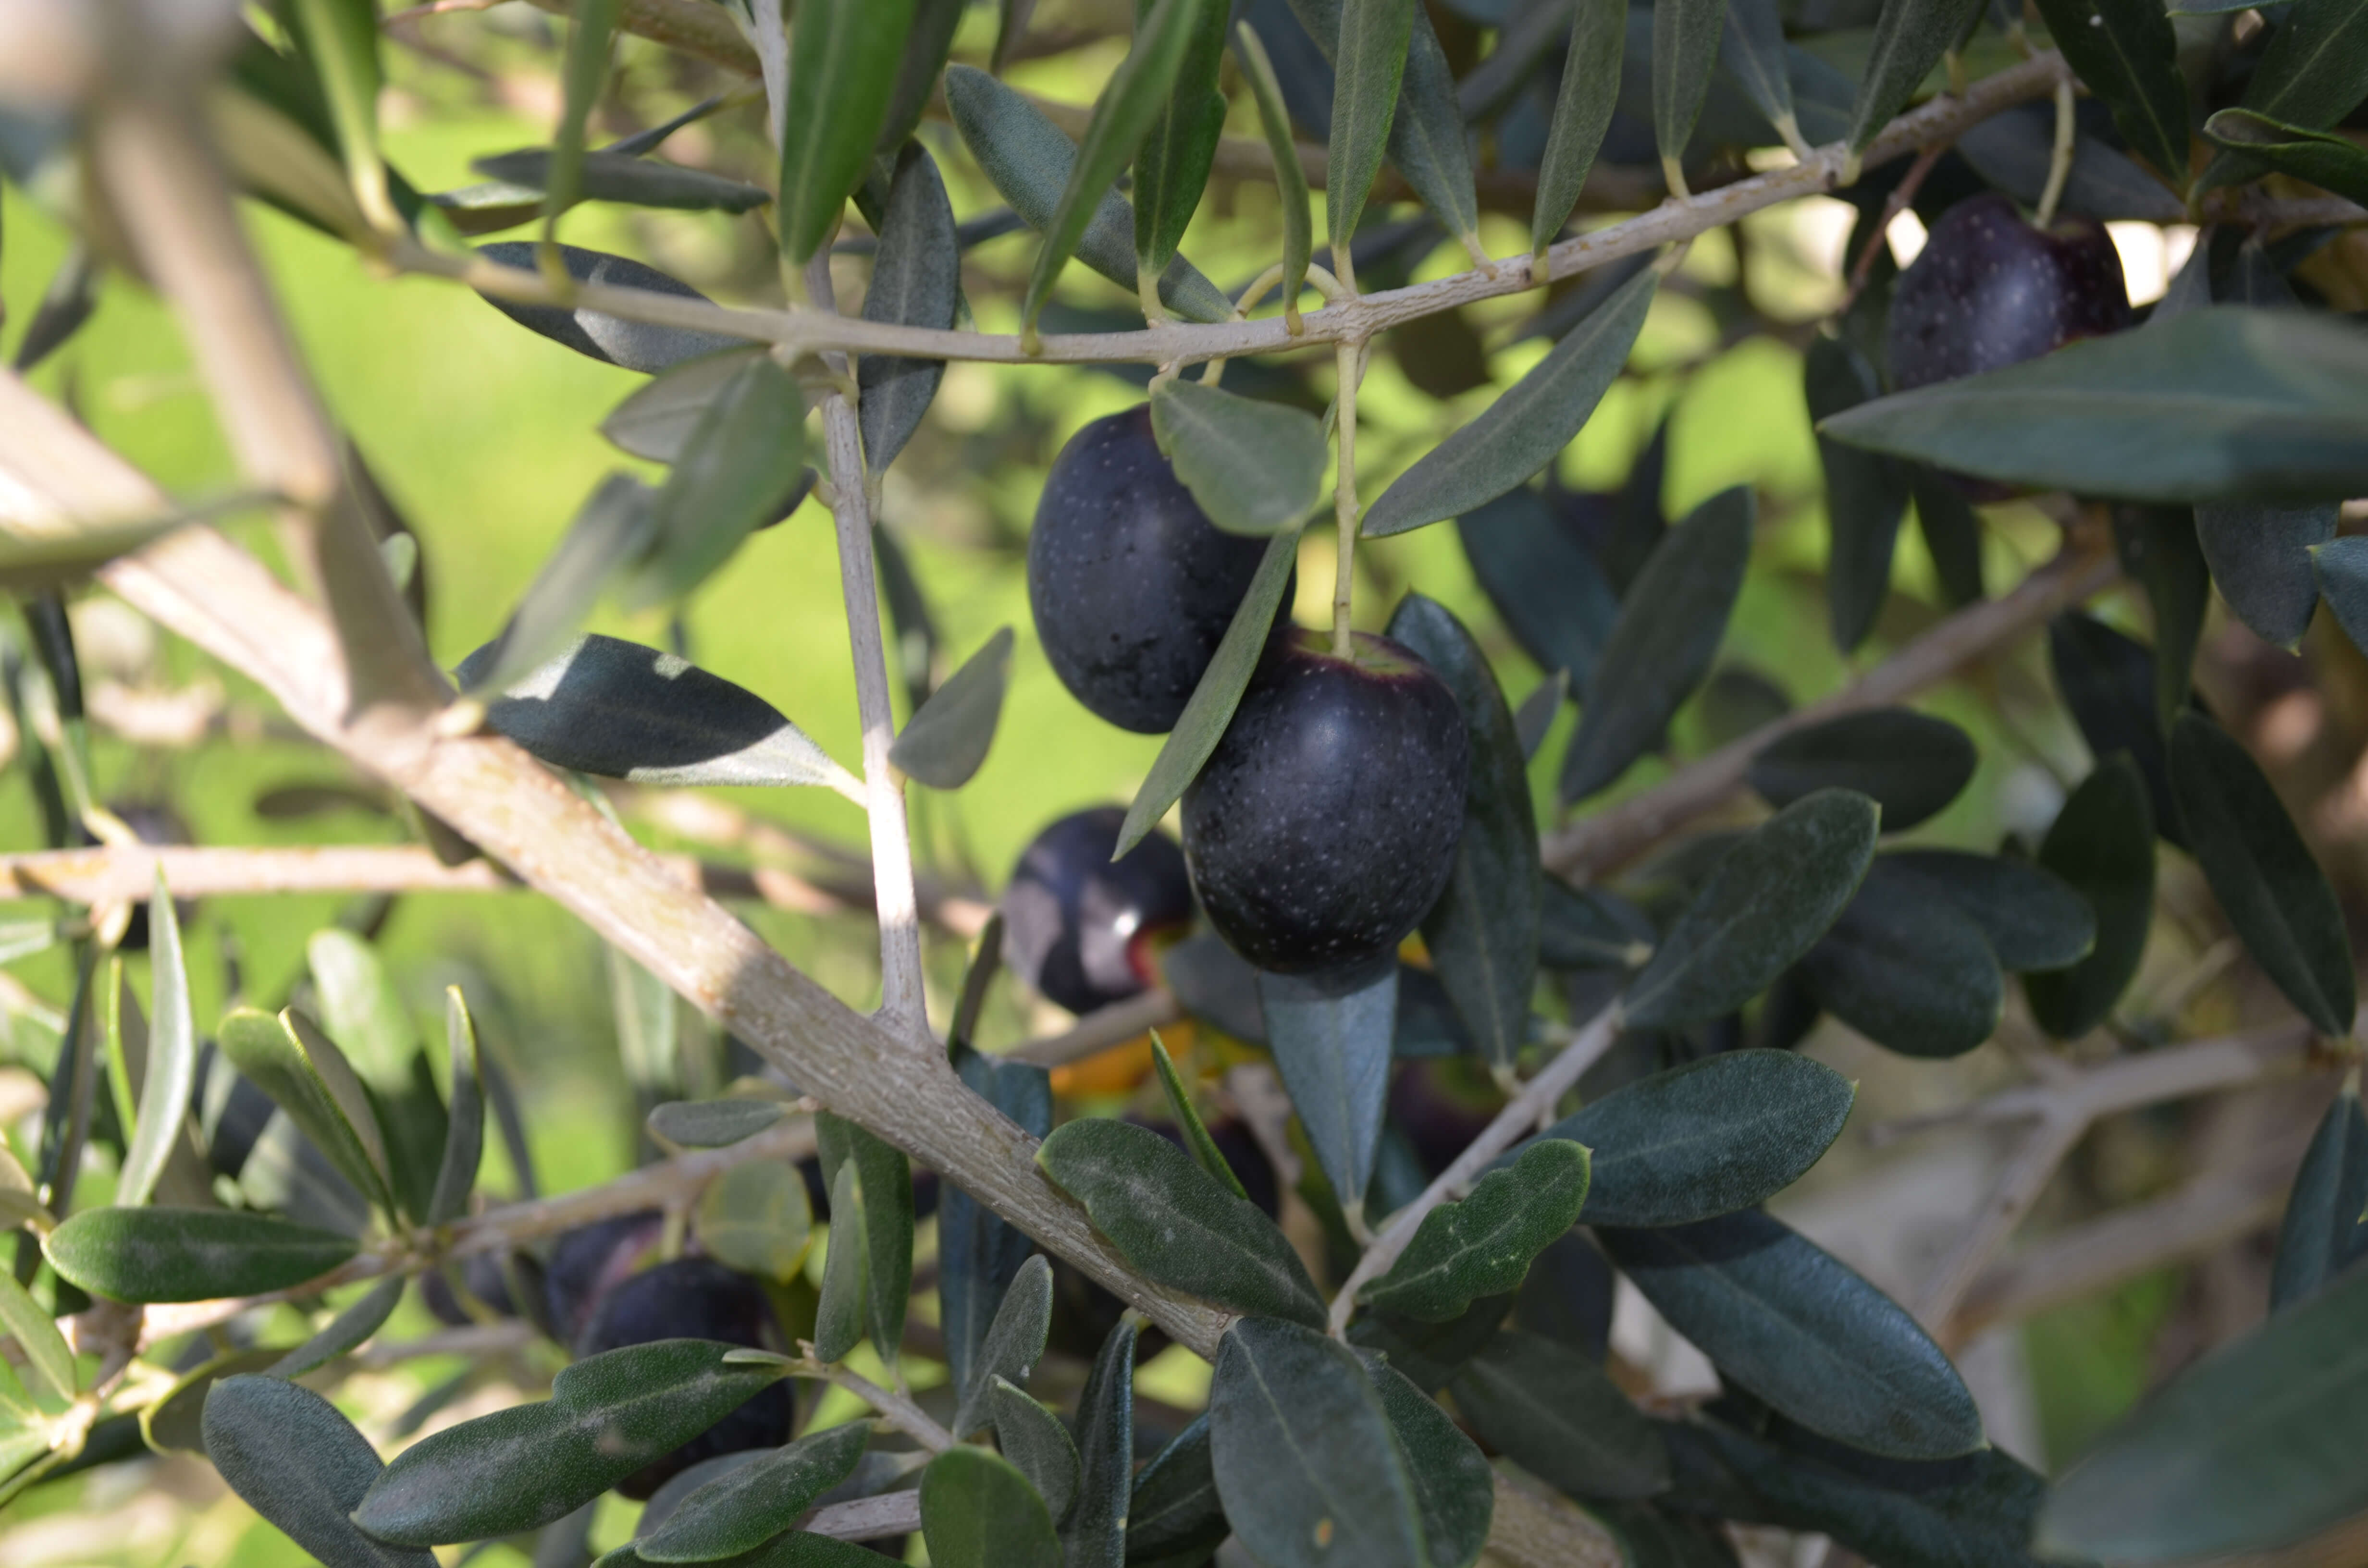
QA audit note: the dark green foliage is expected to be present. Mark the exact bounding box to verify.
[2025,758,2158,1038]
[201,1376,435,1568]
[1363,1140,1590,1320]
[633,1422,868,1562]
[1806,336,1909,653]
[2270,1086,2368,1310]
[2048,612,2183,846]
[1064,1317,1136,1567]
[1747,710,1975,832]
[1882,851,2096,971]
[1363,1355,1495,1568]
[1452,1329,1670,1499]
[1126,1415,1228,1565]
[47,1207,356,1303]
[2026,0,2191,184]
[1801,858,2003,1058]
[921,1447,1063,1568]
[1257,963,1398,1212]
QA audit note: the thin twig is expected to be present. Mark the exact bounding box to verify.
[1839,141,1949,311]
[1327,1007,1620,1336]
[1910,1110,2085,1329]
[1006,987,1183,1066]
[792,1349,956,1452]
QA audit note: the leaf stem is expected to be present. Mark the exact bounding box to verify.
[2035,76,2077,228]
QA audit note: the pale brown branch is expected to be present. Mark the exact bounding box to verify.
[1006,988,1184,1067]
[1911,1111,2085,1331]
[1485,1475,1626,1568]
[1544,543,2120,882]
[792,1352,955,1451]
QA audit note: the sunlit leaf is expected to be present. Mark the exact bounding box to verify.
[1150,379,1327,537]
[202,1375,434,1568]
[778,0,915,263]
[48,1207,356,1303]
[890,627,1012,789]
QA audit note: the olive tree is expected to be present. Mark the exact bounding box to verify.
[0,0,2365,1563]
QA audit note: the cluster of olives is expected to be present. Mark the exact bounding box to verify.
[1024,405,1469,984]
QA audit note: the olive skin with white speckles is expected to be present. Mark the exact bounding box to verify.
[1028,405,1273,734]
[1183,628,1469,976]
[1887,192,2132,392]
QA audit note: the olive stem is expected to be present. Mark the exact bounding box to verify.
[1332,336,1363,658]
[790,1347,957,1452]
[1325,1005,1621,1338]
[2035,76,2076,229]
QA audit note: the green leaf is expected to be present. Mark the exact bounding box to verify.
[216,1006,394,1217]
[1115,524,1302,856]
[813,1162,870,1364]
[648,1098,788,1150]
[814,1112,914,1365]
[471,149,771,214]
[2195,500,2337,649]
[882,0,963,153]
[1233,24,1313,323]
[1365,1140,1591,1322]
[778,0,914,264]
[2170,711,2355,1036]
[1913,466,1986,609]
[2116,504,2207,731]
[1258,963,1396,1214]
[456,634,852,791]
[1747,709,1975,833]
[354,1340,789,1544]
[1065,1316,1136,1568]
[427,988,483,1226]
[1149,1029,1250,1200]
[2050,612,2183,846]
[889,626,1011,789]
[943,67,1233,325]
[1560,485,1754,803]
[1801,858,2003,1059]
[1600,1210,1982,1459]
[942,1054,1049,1412]
[1653,0,1728,177]
[543,0,621,231]
[1133,0,1230,279]
[286,0,391,225]
[201,1375,435,1568]
[1022,0,1212,339]
[1455,488,1620,691]
[602,349,771,463]
[1286,0,1479,249]
[1622,790,1880,1029]
[1320,0,1414,270]
[2039,1258,2368,1560]
[1820,307,2368,504]
[921,1446,1063,1568]
[1882,850,2097,971]
[1665,1415,2059,1568]
[304,930,419,1090]
[635,1420,868,1563]
[47,1207,355,1303]
[857,143,960,479]
[1352,1293,1511,1395]
[0,1266,71,1402]
[1037,1118,1326,1327]
[2228,0,2368,142]
[1387,593,1542,1070]
[2316,534,2368,662]
[619,355,806,611]
[463,473,657,699]
[267,1274,404,1380]
[1150,379,1327,538]
[1723,0,1801,151]
[1361,1355,1493,1568]
[990,1378,1081,1525]
[1210,1316,1427,1568]
[2027,0,2190,184]
[117,868,193,1209]
[2205,106,2368,205]
[2271,1084,2368,1311]
[475,243,742,374]
[1807,335,1911,652]
[951,1252,1052,1440]
[1365,266,1658,539]
[1532,0,1627,257]
[2025,757,2158,1039]
[1126,1416,1228,1566]
[1533,1050,1854,1227]
[1848,0,1986,152]
[1452,1328,1669,1500]
[695,1159,812,1284]
[146,1348,284,1454]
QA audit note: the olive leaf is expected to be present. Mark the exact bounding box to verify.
[475,243,743,373]
[1531,0,1624,261]
[2202,0,2368,188]
[2204,107,2368,206]
[427,987,483,1226]
[1284,0,1481,254]
[1065,1316,1136,1568]
[618,354,807,611]
[1560,486,1755,804]
[1622,789,1881,1029]
[1801,858,2004,1059]
[2027,0,2190,186]
[1133,0,1232,281]
[266,1274,404,1380]
[1115,524,1302,856]
[813,1161,870,1364]
[1747,709,1976,833]
[2026,757,2158,1040]
[942,1052,1050,1411]
[1529,1050,1855,1226]
[0,1268,72,1402]
[1455,488,1620,692]
[355,1341,789,1544]
[2117,504,2207,731]
[1150,1030,1250,1200]
[1364,1140,1591,1322]
[943,66,1233,325]
[1317,0,1414,267]
[648,1097,787,1149]
[1233,24,1313,325]
[778,0,914,264]
[951,1253,1054,1440]
[921,1446,1064,1568]
[2049,612,2183,847]
[1364,265,1658,539]
[201,1375,435,1568]
[0,517,188,595]
[470,149,770,213]
[216,1006,395,1216]
[1652,0,1727,178]
[602,349,769,463]
[2315,534,2368,662]
[634,1421,869,1563]
[1149,378,1327,537]
[2195,501,2336,649]
[2169,711,2356,1037]
[857,142,960,479]
[116,868,194,1209]
[1807,335,1911,652]
[1452,1329,1669,1500]
[2037,1261,2368,1562]
[696,1159,812,1282]
[1819,307,2368,504]
[463,474,656,700]
[1037,1117,1327,1327]
[1360,1354,1493,1568]
[1126,1416,1229,1566]
[1259,963,1396,1215]
[1847,0,1986,154]
[815,1112,914,1365]
[1883,850,2097,971]
[1386,593,1542,1069]
[991,1378,1082,1525]
[1209,1316,1427,1568]
[456,634,855,793]
[1600,1211,1983,1460]
[47,1207,356,1303]
[2271,1084,2368,1311]
[890,627,1012,789]
[1723,0,1801,152]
